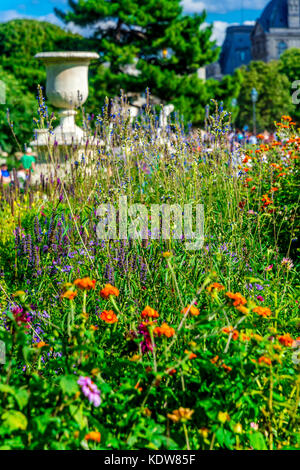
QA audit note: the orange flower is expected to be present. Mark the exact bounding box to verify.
[222,363,232,372]
[74,277,96,290]
[185,350,197,360]
[258,356,272,366]
[236,305,249,315]
[90,325,99,331]
[100,283,119,299]
[84,431,101,443]
[240,333,250,342]
[278,333,294,347]
[34,341,48,348]
[181,304,200,316]
[61,290,77,300]
[253,306,272,317]
[226,292,247,307]
[222,326,239,340]
[167,407,194,423]
[100,310,118,324]
[141,306,159,319]
[206,282,225,293]
[210,355,219,364]
[270,187,278,192]
[154,322,175,338]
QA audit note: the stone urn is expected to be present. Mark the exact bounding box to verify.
[34,51,99,146]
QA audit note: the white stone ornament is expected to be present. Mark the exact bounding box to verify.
[34,51,99,146]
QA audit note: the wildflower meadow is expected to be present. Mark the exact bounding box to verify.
[0,98,299,451]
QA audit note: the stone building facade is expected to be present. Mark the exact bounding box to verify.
[207,0,300,79]
[251,0,300,62]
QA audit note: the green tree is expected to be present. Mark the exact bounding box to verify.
[0,19,90,95]
[236,61,294,132]
[0,66,38,152]
[279,48,300,124]
[0,19,91,151]
[56,0,219,125]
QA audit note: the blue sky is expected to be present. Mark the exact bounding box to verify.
[0,0,270,45]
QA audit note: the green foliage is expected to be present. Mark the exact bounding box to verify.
[0,105,299,449]
[0,19,90,95]
[56,0,219,124]
[0,66,37,152]
[236,61,295,131]
[279,48,300,124]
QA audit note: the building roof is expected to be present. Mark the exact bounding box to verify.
[219,25,253,75]
[258,0,289,31]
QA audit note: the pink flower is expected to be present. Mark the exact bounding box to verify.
[77,376,101,407]
[265,264,273,271]
[256,295,264,302]
[250,422,259,430]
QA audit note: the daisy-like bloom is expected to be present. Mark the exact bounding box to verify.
[265,264,273,271]
[253,306,272,317]
[240,333,250,342]
[184,350,197,359]
[226,292,247,307]
[206,282,225,293]
[236,305,249,315]
[281,257,294,270]
[11,306,31,328]
[141,306,159,319]
[199,428,209,439]
[74,277,96,290]
[77,376,101,407]
[167,407,194,423]
[61,290,77,300]
[100,283,119,299]
[99,310,118,324]
[222,363,232,372]
[34,341,48,348]
[278,333,294,347]
[153,322,175,338]
[222,326,239,340]
[218,411,230,423]
[181,305,200,316]
[258,356,272,366]
[210,355,219,364]
[84,431,101,443]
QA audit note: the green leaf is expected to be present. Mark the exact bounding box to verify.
[248,431,268,450]
[14,388,30,410]
[59,375,78,396]
[1,410,28,431]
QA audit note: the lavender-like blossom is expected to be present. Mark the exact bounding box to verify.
[77,376,101,407]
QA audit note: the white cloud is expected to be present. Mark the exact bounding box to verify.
[182,0,269,14]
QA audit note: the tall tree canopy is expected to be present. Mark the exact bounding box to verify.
[56,0,219,124]
[236,61,295,132]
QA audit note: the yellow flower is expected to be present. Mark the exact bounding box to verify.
[199,427,209,439]
[162,251,172,258]
[234,423,243,434]
[167,407,194,423]
[218,411,230,424]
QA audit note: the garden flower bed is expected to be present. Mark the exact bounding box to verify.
[0,107,299,450]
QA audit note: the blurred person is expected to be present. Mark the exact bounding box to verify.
[0,163,11,184]
[21,147,36,173]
